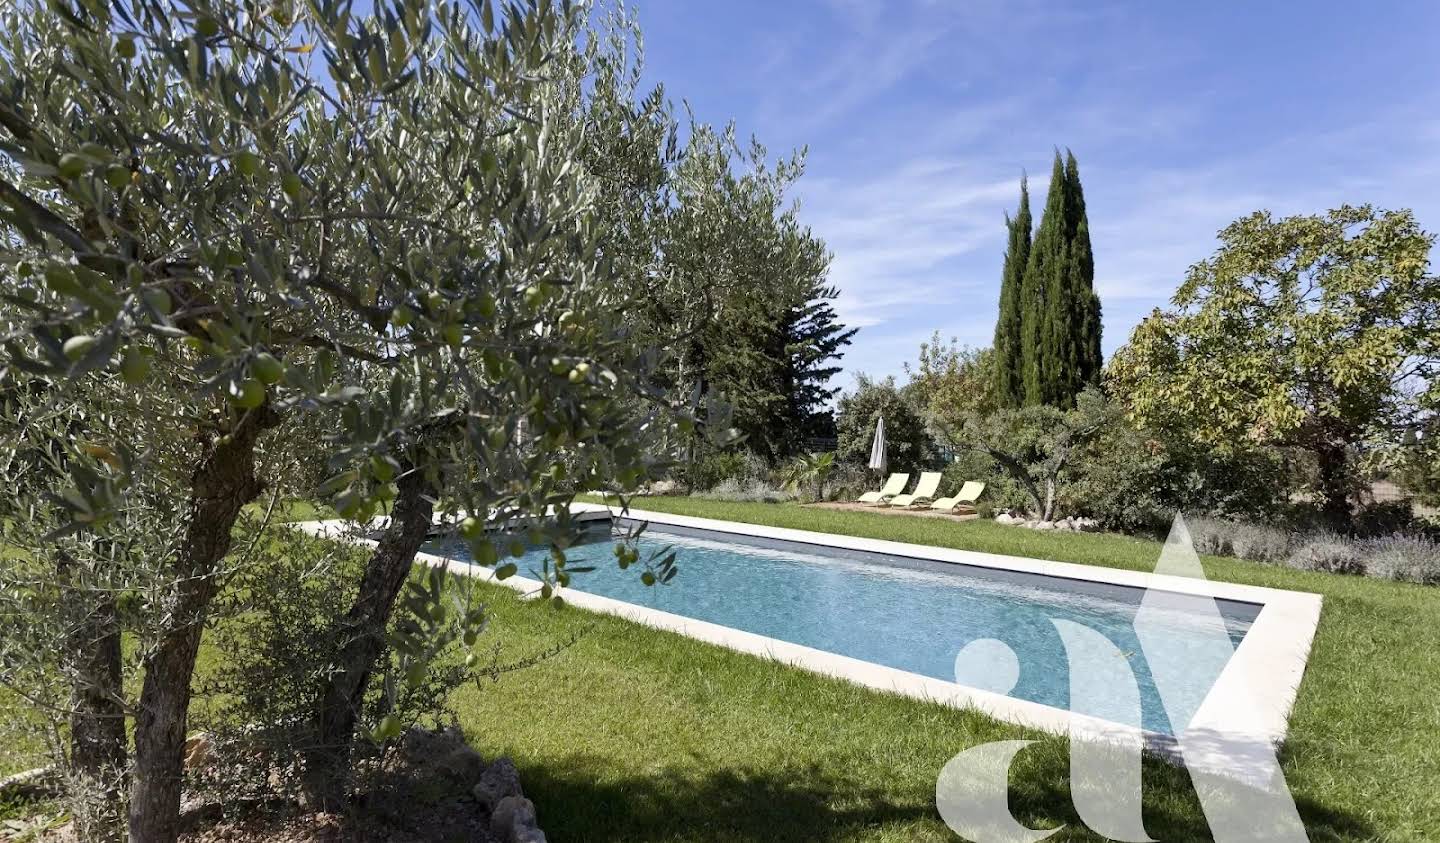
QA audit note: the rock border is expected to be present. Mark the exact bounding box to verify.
[993,512,1099,532]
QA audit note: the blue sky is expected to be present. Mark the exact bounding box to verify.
[631,0,1440,388]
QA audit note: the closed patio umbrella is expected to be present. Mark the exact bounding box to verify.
[868,415,887,473]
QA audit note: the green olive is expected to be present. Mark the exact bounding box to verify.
[63,335,97,361]
[120,348,150,384]
[228,377,265,409]
[234,151,260,176]
[105,165,130,190]
[58,153,87,179]
[252,352,285,384]
[142,288,173,315]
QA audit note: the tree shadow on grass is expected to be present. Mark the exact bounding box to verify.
[518,755,942,842]
[518,751,1378,842]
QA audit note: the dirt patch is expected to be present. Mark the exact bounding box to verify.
[15,727,541,843]
[805,501,980,521]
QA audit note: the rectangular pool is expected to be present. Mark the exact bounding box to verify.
[422,517,1263,737]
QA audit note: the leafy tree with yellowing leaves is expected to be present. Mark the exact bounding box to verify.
[1108,205,1440,526]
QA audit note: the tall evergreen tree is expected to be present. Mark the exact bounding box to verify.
[993,177,1032,407]
[1020,149,1102,407]
[1065,151,1103,391]
[1020,152,1068,405]
[785,279,858,446]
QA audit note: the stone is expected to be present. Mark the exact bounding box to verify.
[400,725,485,787]
[491,795,547,843]
[1033,520,1054,530]
[994,513,1015,525]
[183,733,213,770]
[648,479,681,496]
[472,757,523,812]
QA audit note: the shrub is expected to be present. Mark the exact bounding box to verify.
[1287,532,1366,575]
[824,463,872,502]
[1186,516,1234,557]
[1072,421,1291,535]
[1364,535,1440,585]
[697,478,792,503]
[195,528,490,808]
[1351,499,1422,538]
[1230,522,1294,564]
[684,451,751,492]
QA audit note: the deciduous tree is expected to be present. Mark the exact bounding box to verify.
[1108,205,1440,526]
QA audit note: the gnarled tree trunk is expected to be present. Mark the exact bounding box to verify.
[128,410,275,843]
[62,580,126,842]
[303,467,435,810]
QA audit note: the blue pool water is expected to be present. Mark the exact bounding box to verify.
[423,521,1258,735]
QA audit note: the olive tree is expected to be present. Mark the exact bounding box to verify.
[937,387,1117,522]
[0,0,728,839]
[1108,206,1440,526]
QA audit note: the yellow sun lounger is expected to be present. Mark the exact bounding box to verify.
[887,471,943,508]
[857,472,910,505]
[930,480,986,513]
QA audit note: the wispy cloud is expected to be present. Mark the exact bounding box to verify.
[645,0,1440,384]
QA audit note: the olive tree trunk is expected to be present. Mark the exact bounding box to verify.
[127,411,274,843]
[303,468,435,810]
[62,583,126,842]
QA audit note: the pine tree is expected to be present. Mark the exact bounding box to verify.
[785,281,858,445]
[992,177,1031,408]
[1018,149,1102,407]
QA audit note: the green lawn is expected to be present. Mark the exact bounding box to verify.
[441,496,1440,841]
[7,498,1437,840]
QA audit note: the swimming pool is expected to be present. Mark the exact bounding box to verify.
[422,516,1264,737]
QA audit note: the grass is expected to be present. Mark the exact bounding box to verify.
[436,496,1439,841]
[6,497,1437,839]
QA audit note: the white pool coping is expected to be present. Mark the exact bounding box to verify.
[294,503,1323,779]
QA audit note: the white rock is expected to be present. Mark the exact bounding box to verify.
[491,795,547,843]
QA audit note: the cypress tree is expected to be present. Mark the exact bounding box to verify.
[1021,152,1068,405]
[992,177,1031,407]
[1065,151,1103,389]
[1019,149,1103,407]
